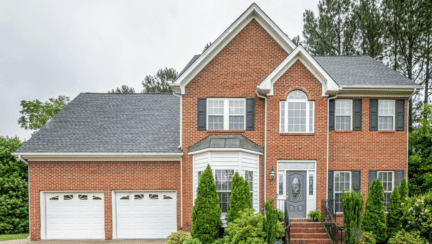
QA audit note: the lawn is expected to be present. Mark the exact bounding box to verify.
[0,233,29,242]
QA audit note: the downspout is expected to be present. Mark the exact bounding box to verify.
[327,94,338,201]
[16,155,30,239]
[172,92,183,228]
[256,89,267,210]
[407,88,417,181]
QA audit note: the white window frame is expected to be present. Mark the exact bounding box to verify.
[215,169,235,213]
[378,171,394,212]
[334,171,351,213]
[245,170,253,207]
[280,92,315,133]
[335,99,353,130]
[378,100,395,131]
[207,98,246,130]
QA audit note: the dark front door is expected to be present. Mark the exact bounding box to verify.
[286,171,306,218]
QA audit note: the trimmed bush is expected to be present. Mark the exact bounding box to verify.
[387,186,401,238]
[212,238,225,244]
[243,177,252,209]
[361,179,386,243]
[166,230,191,244]
[224,208,267,243]
[264,199,285,244]
[307,210,322,222]
[341,190,364,244]
[388,230,426,244]
[400,191,432,242]
[191,165,222,243]
[226,172,250,224]
[359,231,377,244]
[399,178,408,200]
[183,238,202,244]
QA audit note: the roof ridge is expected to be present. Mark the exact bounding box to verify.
[82,92,176,95]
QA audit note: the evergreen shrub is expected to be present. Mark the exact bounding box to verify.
[387,186,401,238]
[341,189,364,244]
[224,208,267,244]
[359,231,376,244]
[399,178,408,201]
[388,229,426,244]
[166,230,191,244]
[226,173,251,224]
[361,179,386,243]
[264,199,284,244]
[183,238,202,244]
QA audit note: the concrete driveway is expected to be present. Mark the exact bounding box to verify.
[0,239,167,244]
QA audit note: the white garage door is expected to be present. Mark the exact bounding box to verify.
[115,191,177,239]
[45,192,104,239]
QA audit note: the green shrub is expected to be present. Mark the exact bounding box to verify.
[277,209,284,222]
[224,208,267,243]
[166,230,191,244]
[361,179,386,243]
[226,172,251,224]
[399,178,408,200]
[359,231,376,244]
[341,190,364,244]
[212,238,225,244]
[191,165,222,243]
[307,210,322,222]
[388,230,426,244]
[183,238,202,244]
[387,186,401,238]
[264,199,285,244]
[400,191,432,242]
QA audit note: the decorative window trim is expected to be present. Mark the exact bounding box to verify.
[335,99,353,130]
[378,100,395,130]
[215,169,234,213]
[280,90,315,133]
[207,98,246,130]
[378,171,394,212]
[334,171,351,213]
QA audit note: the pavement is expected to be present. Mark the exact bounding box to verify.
[0,239,167,244]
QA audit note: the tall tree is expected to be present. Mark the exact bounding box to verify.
[226,173,247,223]
[141,68,177,93]
[362,179,387,243]
[387,186,402,238]
[302,0,357,56]
[108,85,135,93]
[18,96,70,134]
[399,178,409,200]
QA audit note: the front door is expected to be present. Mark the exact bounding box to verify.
[286,171,306,218]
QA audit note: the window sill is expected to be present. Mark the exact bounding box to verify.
[206,130,246,134]
[378,130,396,133]
[280,133,314,136]
[334,130,353,133]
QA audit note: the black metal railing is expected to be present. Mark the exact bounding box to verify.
[284,199,291,244]
[321,200,344,244]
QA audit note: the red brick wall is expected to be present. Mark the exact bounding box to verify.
[28,161,181,241]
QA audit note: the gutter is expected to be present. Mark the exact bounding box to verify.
[11,153,184,156]
[327,94,338,201]
[16,156,30,240]
[256,88,267,211]
[406,88,417,181]
[172,91,183,229]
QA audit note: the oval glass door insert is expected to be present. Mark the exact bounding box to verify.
[292,177,300,200]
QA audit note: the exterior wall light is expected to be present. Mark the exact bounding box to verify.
[270,167,275,180]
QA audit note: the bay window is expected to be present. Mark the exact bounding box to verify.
[207,99,245,130]
[215,169,234,212]
[280,90,314,133]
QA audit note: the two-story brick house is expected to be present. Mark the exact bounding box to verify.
[13,3,421,241]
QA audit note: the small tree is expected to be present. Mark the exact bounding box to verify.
[108,85,135,93]
[399,178,408,200]
[341,189,364,244]
[361,179,387,243]
[191,165,222,243]
[226,173,244,223]
[387,186,402,238]
[243,177,252,209]
[265,199,285,244]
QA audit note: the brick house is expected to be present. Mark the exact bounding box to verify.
[13,3,421,241]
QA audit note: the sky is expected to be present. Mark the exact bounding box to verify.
[0,0,320,140]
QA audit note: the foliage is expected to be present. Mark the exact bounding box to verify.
[409,104,432,195]
[307,210,322,222]
[183,238,202,244]
[212,238,225,244]
[166,230,191,244]
[108,85,135,93]
[264,199,284,244]
[341,189,364,244]
[359,231,376,244]
[276,209,284,223]
[224,208,267,244]
[387,186,402,238]
[400,191,432,242]
[0,233,29,241]
[0,137,28,234]
[202,42,212,53]
[191,165,222,243]
[361,179,386,243]
[388,229,426,244]
[18,96,70,134]
[227,173,250,223]
[141,68,177,93]
[399,178,408,201]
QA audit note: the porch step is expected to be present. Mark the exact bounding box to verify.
[291,218,314,222]
[290,238,332,244]
[291,232,329,239]
[290,227,327,233]
[286,219,332,244]
[290,222,323,228]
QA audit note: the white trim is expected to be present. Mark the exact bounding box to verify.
[340,85,423,89]
[12,153,183,156]
[378,100,396,130]
[377,171,394,212]
[334,171,352,213]
[188,148,263,155]
[207,98,246,130]
[280,92,315,133]
[335,99,353,131]
[13,153,183,162]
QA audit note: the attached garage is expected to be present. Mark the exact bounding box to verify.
[42,192,105,239]
[114,191,177,239]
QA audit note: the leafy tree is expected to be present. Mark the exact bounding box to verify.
[341,189,364,244]
[108,85,135,93]
[400,191,432,242]
[387,186,402,238]
[409,103,432,195]
[0,136,28,234]
[361,179,387,243]
[18,96,70,134]
[399,178,408,200]
[141,68,177,93]
[203,42,212,53]
[191,165,222,243]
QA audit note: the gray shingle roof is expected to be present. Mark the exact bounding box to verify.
[187,135,263,153]
[313,56,418,87]
[176,55,200,81]
[15,93,182,154]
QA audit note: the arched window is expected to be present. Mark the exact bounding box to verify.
[280,90,314,133]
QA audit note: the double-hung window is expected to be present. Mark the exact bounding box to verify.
[280,90,314,133]
[334,171,351,213]
[245,170,253,207]
[378,100,395,130]
[215,169,234,213]
[208,99,245,130]
[378,171,393,211]
[335,100,352,130]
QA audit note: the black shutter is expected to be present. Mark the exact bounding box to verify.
[395,170,404,189]
[353,99,362,131]
[396,100,405,131]
[369,99,378,131]
[246,98,255,131]
[328,170,334,207]
[352,170,361,193]
[368,170,377,190]
[329,99,335,130]
[197,98,206,131]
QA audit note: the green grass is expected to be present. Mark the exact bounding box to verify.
[0,233,29,241]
